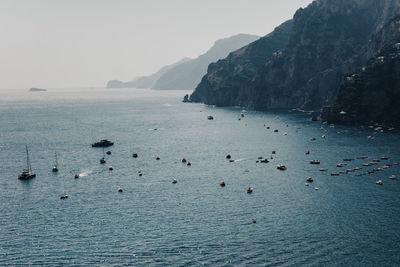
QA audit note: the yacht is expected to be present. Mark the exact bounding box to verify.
[91,139,114,147]
[18,145,36,180]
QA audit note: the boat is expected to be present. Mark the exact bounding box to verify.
[260,159,269,163]
[172,179,177,184]
[376,180,383,185]
[310,160,320,165]
[52,151,59,172]
[220,181,226,187]
[207,115,214,120]
[389,175,397,180]
[100,148,106,164]
[91,139,114,147]
[60,194,69,199]
[277,165,287,171]
[18,145,36,180]
[307,177,313,182]
[357,156,368,159]
[247,187,253,193]
[343,158,354,162]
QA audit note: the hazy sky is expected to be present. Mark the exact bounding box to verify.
[0,0,313,89]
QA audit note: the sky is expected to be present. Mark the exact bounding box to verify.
[0,0,313,89]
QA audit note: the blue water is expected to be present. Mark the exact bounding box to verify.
[1,88,400,266]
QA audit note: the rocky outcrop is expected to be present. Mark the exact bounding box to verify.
[190,0,400,111]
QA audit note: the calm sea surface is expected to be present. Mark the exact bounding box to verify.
[0,88,399,266]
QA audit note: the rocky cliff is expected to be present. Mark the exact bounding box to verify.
[322,15,400,123]
[189,0,400,111]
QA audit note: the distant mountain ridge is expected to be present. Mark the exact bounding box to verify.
[106,34,259,90]
[189,0,400,121]
[107,58,191,89]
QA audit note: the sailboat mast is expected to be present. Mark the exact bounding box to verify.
[55,151,58,167]
[26,145,31,172]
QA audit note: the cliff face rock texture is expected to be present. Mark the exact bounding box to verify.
[322,16,400,123]
[190,0,400,113]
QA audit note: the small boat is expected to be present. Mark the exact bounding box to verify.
[247,187,253,193]
[305,183,309,186]
[220,181,226,187]
[182,157,187,163]
[389,175,397,180]
[305,150,310,155]
[272,150,276,154]
[353,167,362,171]
[260,159,269,163]
[18,145,36,180]
[252,219,256,223]
[156,156,160,160]
[52,151,59,172]
[240,113,245,118]
[337,163,347,167]
[91,139,114,147]
[372,159,380,163]
[319,168,328,172]
[314,187,319,190]
[100,147,106,164]
[109,166,113,171]
[118,187,123,192]
[187,161,192,166]
[343,158,354,162]
[60,194,69,199]
[74,174,80,179]
[310,137,316,141]
[331,173,340,176]
[274,129,279,133]
[376,180,383,185]
[172,179,177,184]
[132,153,138,158]
[277,165,287,171]
[322,135,326,139]
[207,115,214,120]
[310,160,320,165]
[307,177,313,182]
[106,150,111,155]
[226,154,231,159]
[357,156,368,159]
[362,163,372,167]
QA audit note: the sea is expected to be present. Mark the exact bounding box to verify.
[0,87,399,266]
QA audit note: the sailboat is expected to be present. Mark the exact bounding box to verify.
[100,147,106,164]
[19,145,36,180]
[52,151,59,172]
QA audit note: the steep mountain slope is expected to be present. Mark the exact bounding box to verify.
[322,15,400,123]
[106,34,259,90]
[190,0,400,110]
[152,34,259,90]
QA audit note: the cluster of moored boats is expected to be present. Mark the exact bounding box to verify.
[19,113,399,204]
